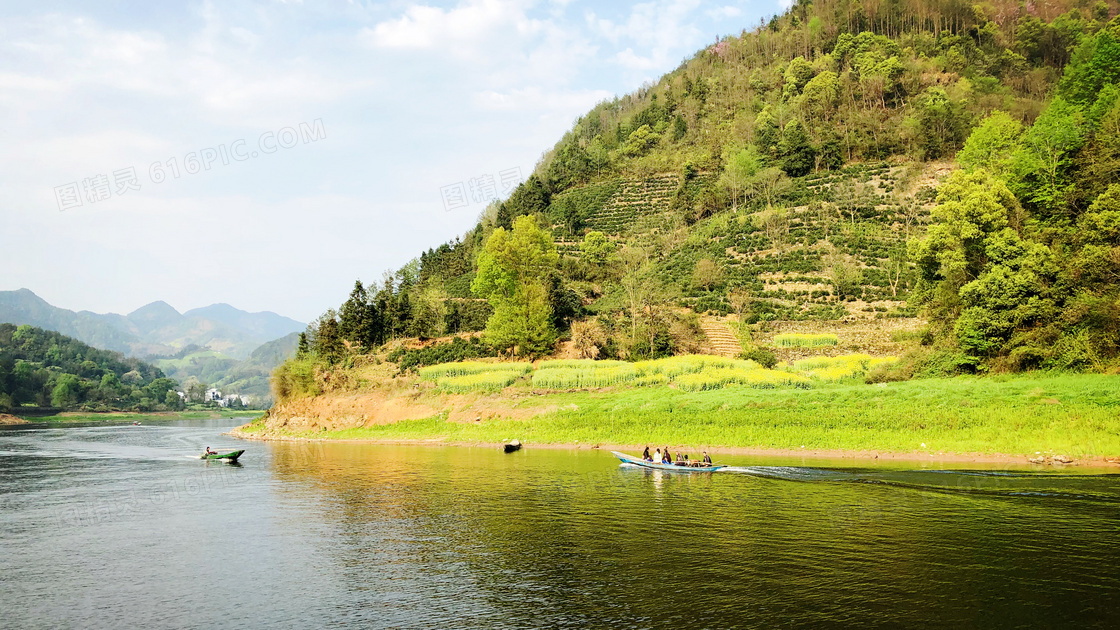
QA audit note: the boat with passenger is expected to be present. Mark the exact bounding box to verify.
[611,450,724,472]
[200,448,244,462]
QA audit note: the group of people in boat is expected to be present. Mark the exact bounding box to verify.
[641,446,713,467]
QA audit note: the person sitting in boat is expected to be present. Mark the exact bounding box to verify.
[662,448,672,464]
[702,451,712,464]
[205,447,216,456]
[675,451,686,466]
[654,448,662,463]
[643,446,652,462]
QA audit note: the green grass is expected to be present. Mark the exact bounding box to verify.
[259,373,1120,458]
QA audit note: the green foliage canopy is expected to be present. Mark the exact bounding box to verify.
[472,215,560,355]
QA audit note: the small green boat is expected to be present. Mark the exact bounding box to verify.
[200,449,244,461]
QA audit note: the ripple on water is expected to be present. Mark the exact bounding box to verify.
[2,424,1119,627]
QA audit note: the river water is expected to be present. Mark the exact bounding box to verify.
[2,418,1119,628]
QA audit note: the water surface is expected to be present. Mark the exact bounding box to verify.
[1,419,1118,628]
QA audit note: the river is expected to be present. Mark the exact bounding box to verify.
[2,418,1118,628]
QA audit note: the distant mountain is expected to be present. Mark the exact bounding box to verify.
[184,304,305,343]
[0,289,307,361]
[0,289,138,354]
[127,300,185,335]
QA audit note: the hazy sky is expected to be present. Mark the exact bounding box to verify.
[1,0,781,324]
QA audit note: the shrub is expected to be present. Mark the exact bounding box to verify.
[271,357,322,401]
[740,347,778,368]
[390,337,499,372]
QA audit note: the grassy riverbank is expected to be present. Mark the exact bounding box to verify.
[241,372,1120,459]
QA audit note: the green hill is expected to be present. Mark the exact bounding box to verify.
[152,333,299,404]
[293,0,1120,379]
[0,323,178,413]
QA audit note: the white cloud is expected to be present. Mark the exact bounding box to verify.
[472,86,613,112]
[707,5,743,19]
[0,1,776,321]
[362,0,531,52]
[586,0,704,76]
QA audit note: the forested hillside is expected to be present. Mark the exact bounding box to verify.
[291,0,1120,383]
[0,324,179,413]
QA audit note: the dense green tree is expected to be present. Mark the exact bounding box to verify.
[408,280,449,339]
[913,87,969,160]
[1009,97,1085,215]
[910,169,1023,318]
[472,215,559,355]
[316,310,343,364]
[620,124,662,158]
[778,120,816,176]
[782,56,815,99]
[580,230,617,268]
[719,145,766,209]
[754,107,780,154]
[497,175,550,230]
[51,373,82,408]
[1075,98,1120,203]
[801,70,840,120]
[338,279,384,350]
[671,115,688,141]
[1058,17,1120,105]
[546,272,582,332]
[957,111,1023,176]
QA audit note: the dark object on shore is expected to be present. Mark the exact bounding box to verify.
[612,451,724,472]
[503,440,522,453]
[201,449,245,462]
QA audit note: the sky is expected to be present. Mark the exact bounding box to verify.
[0,0,783,324]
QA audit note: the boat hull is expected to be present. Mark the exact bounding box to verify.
[611,451,724,472]
[200,449,244,461]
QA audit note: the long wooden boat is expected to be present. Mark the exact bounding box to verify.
[611,451,724,472]
[200,449,244,461]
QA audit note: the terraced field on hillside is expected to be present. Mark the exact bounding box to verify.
[549,161,947,322]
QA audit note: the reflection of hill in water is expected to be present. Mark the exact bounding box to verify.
[265,445,1120,627]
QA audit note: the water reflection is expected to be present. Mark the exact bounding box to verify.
[266,441,1120,628]
[2,422,1119,628]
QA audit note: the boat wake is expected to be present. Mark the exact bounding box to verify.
[716,466,1120,503]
